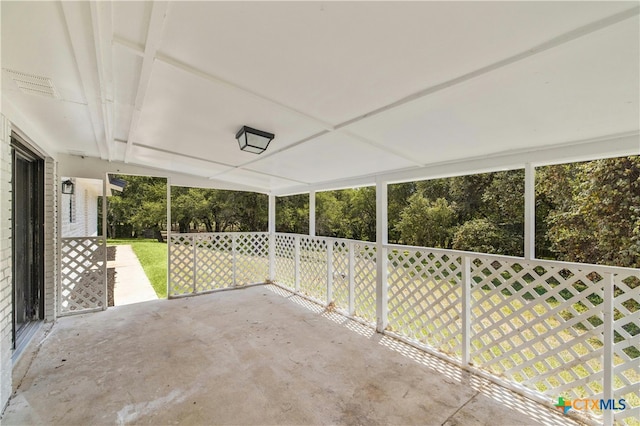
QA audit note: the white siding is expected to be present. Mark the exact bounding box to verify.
[60,178,100,238]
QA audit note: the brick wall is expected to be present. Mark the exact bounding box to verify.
[0,114,13,411]
[44,157,57,321]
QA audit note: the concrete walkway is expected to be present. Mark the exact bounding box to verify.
[110,245,158,306]
[2,285,585,426]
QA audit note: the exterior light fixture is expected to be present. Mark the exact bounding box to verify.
[236,126,274,154]
[61,179,75,195]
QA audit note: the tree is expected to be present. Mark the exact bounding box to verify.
[452,218,520,255]
[276,194,308,234]
[172,187,208,233]
[316,191,345,238]
[540,157,640,267]
[388,182,415,243]
[396,196,455,247]
[448,174,494,221]
[108,175,167,238]
[344,187,376,241]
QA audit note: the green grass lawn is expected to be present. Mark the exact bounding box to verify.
[108,238,167,298]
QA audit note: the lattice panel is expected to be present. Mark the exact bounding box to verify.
[613,272,640,426]
[331,240,350,311]
[470,257,607,401]
[275,234,296,289]
[388,249,462,357]
[235,233,269,285]
[195,234,233,292]
[353,243,376,323]
[169,234,196,296]
[299,237,328,302]
[60,237,106,314]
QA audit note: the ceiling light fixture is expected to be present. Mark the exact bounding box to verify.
[236,126,274,154]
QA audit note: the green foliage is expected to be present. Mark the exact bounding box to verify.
[109,175,268,237]
[108,176,167,238]
[388,169,525,255]
[397,196,455,247]
[388,182,416,242]
[109,156,639,268]
[276,194,309,234]
[452,218,521,255]
[316,187,376,241]
[538,156,640,267]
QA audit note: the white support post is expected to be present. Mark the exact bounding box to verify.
[524,163,535,260]
[309,190,316,236]
[461,256,471,365]
[375,178,389,332]
[101,177,108,310]
[192,234,197,294]
[348,241,355,315]
[166,178,171,298]
[232,234,237,286]
[294,236,300,292]
[327,242,333,305]
[268,194,276,281]
[603,273,615,426]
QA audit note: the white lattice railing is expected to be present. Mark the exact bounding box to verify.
[59,237,107,315]
[274,234,377,324]
[168,232,269,297]
[168,231,639,425]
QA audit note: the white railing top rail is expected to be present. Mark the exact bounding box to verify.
[170,231,269,237]
[384,242,640,275]
[171,231,639,275]
[275,232,375,245]
[61,236,105,240]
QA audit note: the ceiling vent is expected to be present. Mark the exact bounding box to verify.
[3,68,60,99]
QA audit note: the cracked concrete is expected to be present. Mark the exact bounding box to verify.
[2,285,586,425]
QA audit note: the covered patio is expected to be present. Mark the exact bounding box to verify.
[1,1,639,426]
[4,285,579,426]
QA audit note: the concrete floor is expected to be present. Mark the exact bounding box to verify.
[2,285,585,426]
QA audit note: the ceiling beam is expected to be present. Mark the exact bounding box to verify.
[155,53,423,167]
[157,52,335,131]
[60,1,110,159]
[124,1,169,163]
[113,36,145,58]
[154,6,639,171]
[115,138,235,170]
[89,1,115,161]
[335,5,640,134]
[58,153,269,194]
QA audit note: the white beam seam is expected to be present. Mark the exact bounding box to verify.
[124,1,169,163]
[155,54,423,167]
[60,2,110,160]
[336,6,640,131]
[90,1,115,161]
[116,140,309,186]
[113,36,145,58]
[58,154,267,194]
[157,7,639,169]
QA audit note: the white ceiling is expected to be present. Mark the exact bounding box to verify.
[2,1,639,195]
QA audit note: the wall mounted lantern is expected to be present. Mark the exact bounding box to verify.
[61,179,75,194]
[236,126,274,154]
